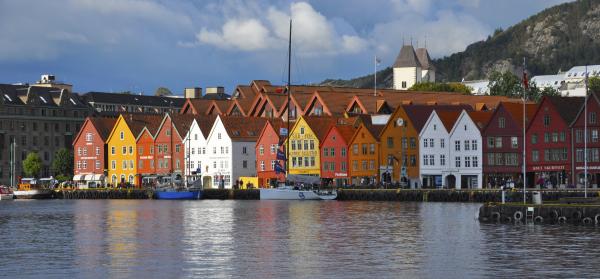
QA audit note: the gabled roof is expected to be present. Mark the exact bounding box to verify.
[416,48,435,71]
[393,45,421,68]
[123,114,163,138]
[220,116,268,141]
[89,117,118,142]
[436,110,462,132]
[467,110,494,131]
[545,96,585,125]
[404,104,472,133]
[303,116,338,142]
[350,121,385,143]
[171,114,196,139]
[192,115,217,139]
[182,99,213,115]
[335,124,357,144]
[501,102,538,129]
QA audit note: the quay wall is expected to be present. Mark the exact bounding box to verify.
[479,203,600,224]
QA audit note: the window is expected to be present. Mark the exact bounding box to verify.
[122,160,127,170]
[591,112,597,124]
[369,160,375,170]
[495,137,502,148]
[532,150,539,162]
[402,81,407,88]
[559,132,566,142]
[176,145,180,153]
[410,138,416,149]
[259,145,264,155]
[298,157,303,167]
[487,137,495,148]
[221,147,224,154]
[593,130,599,142]
[362,160,368,170]
[341,148,346,157]
[310,140,315,150]
[95,160,100,169]
[111,160,116,170]
[543,115,550,127]
[552,132,558,143]
[362,144,367,155]
[77,147,82,156]
[120,131,124,140]
[465,156,471,168]
[369,144,375,154]
[324,148,329,157]
[353,144,358,155]
[330,148,335,157]
[129,146,133,154]
[341,161,347,171]
[130,160,134,169]
[429,138,434,148]
[487,153,495,166]
[532,134,538,144]
[423,155,428,166]
[242,146,248,154]
[83,148,87,156]
[455,140,460,151]
[304,140,309,150]
[270,144,276,154]
[352,160,358,171]
[300,127,305,135]
[455,157,461,168]
[410,155,416,166]
[111,147,116,155]
[311,157,315,167]
[86,133,93,142]
[440,155,446,166]
[511,137,518,148]
[77,161,81,170]
[218,133,221,139]
[472,156,478,168]
[499,117,505,128]
[122,146,126,154]
[242,160,248,168]
[139,160,144,169]
[429,155,434,166]
[464,140,470,151]
[440,139,445,148]
[271,160,275,170]
[424,139,428,148]
[471,140,477,151]
[292,157,297,167]
[387,137,394,148]
[402,137,407,149]
[544,132,550,143]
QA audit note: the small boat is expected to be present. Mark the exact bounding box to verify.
[154,187,201,200]
[260,185,337,200]
[13,178,54,199]
[0,186,14,200]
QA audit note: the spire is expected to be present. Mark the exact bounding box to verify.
[393,45,421,68]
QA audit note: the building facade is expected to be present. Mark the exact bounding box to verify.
[255,119,286,188]
[72,117,116,188]
[320,125,355,187]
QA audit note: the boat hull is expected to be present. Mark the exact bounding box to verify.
[260,188,336,200]
[13,189,54,199]
[0,193,14,200]
[155,191,201,200]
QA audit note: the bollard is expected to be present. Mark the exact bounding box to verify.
[502,190,505,204]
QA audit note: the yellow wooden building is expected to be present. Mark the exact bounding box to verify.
[106,114,162,187]
[286,116,336,177]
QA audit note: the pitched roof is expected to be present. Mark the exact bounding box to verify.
[404,105,472,133]
[88,117,118,141]
[545,96,585,124]
[416,48,435,71]
[467,110,494,130]
[121,114,163,138]
[366,124,385,141]
[393,45,421,68]
[220,116,267,141]
[171,114,196,138]
[501,102,538,129]
[303,116,338,142]
[435,110,462,132]
[335,124,357,143]
[195,115,217,138]
[186,99,214,115]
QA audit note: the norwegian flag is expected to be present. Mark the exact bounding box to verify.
[522,59,529,90]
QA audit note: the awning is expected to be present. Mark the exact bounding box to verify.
[87,174,105,181]
[73,174,86,181]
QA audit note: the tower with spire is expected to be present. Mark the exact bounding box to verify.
[392,45,435,90]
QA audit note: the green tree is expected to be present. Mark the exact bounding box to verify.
[155,87,173,96]
[589,77,600,93]
[22,152,42,178]
[488,71,522,98]
[409,82,472,94]
[52,148,73,181]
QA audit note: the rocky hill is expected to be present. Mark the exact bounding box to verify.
[320,0,600,88]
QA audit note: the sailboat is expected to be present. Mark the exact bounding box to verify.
[260,19,337,201]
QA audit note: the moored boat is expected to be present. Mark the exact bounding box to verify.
[13,178,55,199]
[260,185,337,200]
[154,187,201,200]
[0,186,14,200]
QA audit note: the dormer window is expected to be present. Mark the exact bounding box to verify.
[120,131,124,140]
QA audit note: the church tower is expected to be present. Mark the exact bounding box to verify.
[416,48,435,82]
[392,45,422,90]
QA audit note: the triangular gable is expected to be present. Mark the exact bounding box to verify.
[418,110,442,138]
[448,110,475,136]
[345,96,367,114]
[180,99,195,115]
[304,92,329,116]
[72,118,95,146]
[568,91,600,127]
[106,115,129,143]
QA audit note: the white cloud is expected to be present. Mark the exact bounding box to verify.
[191,1,368,55]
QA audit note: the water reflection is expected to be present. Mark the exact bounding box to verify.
[1,201,600,278]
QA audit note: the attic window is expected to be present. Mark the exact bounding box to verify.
[232,131,240,136]
[248,131,256,136]
[70,98,76,105]
[39,96,48,103]
[4,94,12,101]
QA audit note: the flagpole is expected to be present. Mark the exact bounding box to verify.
[585,65,589,198]
[374,55,377,97]
[285,18,292,184]
[523,58,527,204]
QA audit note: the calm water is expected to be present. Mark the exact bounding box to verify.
[1,200,599,279]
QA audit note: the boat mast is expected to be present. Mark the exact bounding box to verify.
[286,18,292,182]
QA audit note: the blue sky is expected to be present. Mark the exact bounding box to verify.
[0,0,571,95]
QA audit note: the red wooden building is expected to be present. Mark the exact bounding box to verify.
[320,124,356,187]
[571,91,600,187]
[483,102,537,188]
[136,123,160,186]
[256,119,286,188]
[73,117,116,187]
[153,114,195,181]
[526,96,584,188]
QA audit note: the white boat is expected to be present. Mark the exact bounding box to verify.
[0,186,14,200]
[13,178,55,199]
[260,186,337,200]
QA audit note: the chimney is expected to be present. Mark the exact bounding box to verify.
[206,87,225,95]
[185,87,202,99]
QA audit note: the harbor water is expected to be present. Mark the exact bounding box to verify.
[1,200,600,278]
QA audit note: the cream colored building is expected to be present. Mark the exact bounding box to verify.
[392,45,435,90]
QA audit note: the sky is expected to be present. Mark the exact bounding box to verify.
[0,0,572,95]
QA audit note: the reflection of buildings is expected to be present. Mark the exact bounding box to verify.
[106,200,139,275]
[73,200,108,273]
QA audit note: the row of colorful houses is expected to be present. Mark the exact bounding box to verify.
[73,89,600,190]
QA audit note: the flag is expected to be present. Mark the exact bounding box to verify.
[277,149,287,161]
[375,56,381,66]
[274,161,286,174]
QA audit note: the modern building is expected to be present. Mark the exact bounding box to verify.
[82,92,186,115]
[0,84,91,185]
